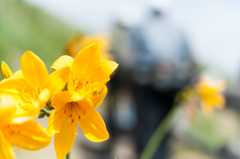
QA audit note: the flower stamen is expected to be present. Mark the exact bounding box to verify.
[74,79,91,93]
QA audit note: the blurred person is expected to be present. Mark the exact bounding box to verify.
[109,1,196,159]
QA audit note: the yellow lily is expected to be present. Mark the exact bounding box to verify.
[48,43,118,159]
[0,51,70,117]
[51,43,118,100]
[67,33,114,60]
[195,75,226,117]
[48,91,109,159]
[0,95,51,159]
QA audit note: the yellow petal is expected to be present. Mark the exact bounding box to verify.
[0,95,17,126]
[0,95,34,125]
[76,97,93,110]
[0,79,26,100]
[0,81,38,124]
[99,61,118,77]
[39,89,51,104]
[45,66,70,95]
[47,109,65,134]
[79,107,109,142]
[1,61,13,79]
[51,92,72,109]
[51,91,83,109]
[91,68,110,83]
[50,55,73,70]
[89,69,110,91]
[0,131,14,159]
[54,117,77,159]
[10,70,24,79]
[92,85,108,108]
[11,116,32,125]
[72,43,101,80]
[12,102,41,124]
[3,120,51,150]
[20,51,49,88]
[8,104,33,125]
[67,80,75,94]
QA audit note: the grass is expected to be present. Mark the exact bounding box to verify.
[0,0,76,77]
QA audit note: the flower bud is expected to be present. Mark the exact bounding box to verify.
[1,61,13,79]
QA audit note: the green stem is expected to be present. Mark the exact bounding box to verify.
[139,103,180,159]
[40,108,52,116]
[66,152,70,159]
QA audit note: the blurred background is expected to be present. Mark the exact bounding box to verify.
[2,0,240,158]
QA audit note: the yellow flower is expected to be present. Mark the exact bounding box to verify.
[0,51,70,117]
[1,61,13,79]
[195,75,226,117]
[51,43,118,97]
[0,95,51,159]
[48,43,118,159]
[67,33,114,60]
[48,91,108,159]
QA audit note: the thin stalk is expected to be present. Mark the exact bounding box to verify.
[66,152,70,159]
[140,103,180,159]
[40,108,52,116]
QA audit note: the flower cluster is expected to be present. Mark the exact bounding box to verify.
[194,75,226,117]
[0,43,118,159]
[177,75,226,118]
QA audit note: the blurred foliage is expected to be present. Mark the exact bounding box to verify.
[0,0,76,77]
[169,139,217,159]
[182,109,240,152]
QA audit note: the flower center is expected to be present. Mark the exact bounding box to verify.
[74,78,91,93]
[19,86,41,110]
[64,102,85,124]
[21,86,41,104]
